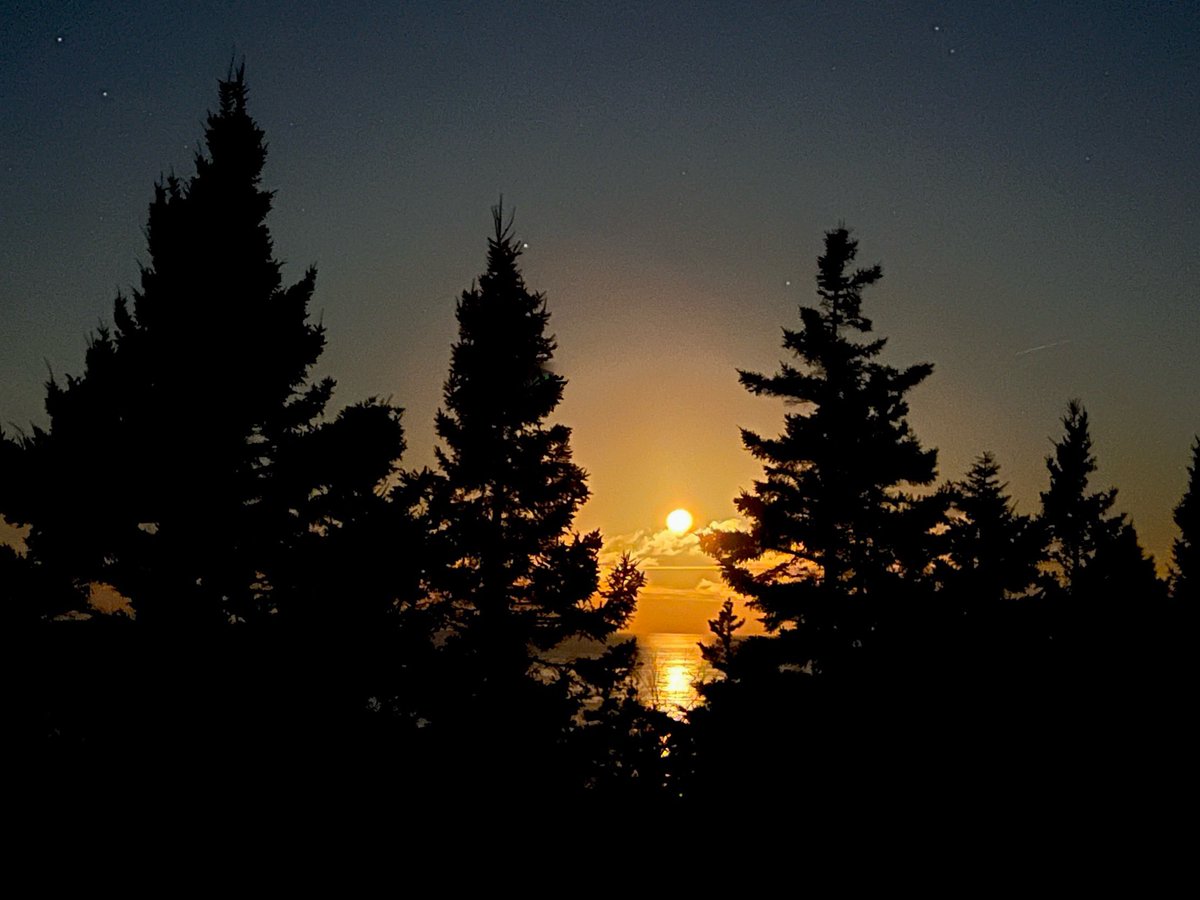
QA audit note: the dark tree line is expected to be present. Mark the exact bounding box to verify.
[2,69,1194,809]
[1,69,669,802]
[690,227,1192,809]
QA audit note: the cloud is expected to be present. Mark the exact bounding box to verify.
[599,516,757,568]
[595,520,784,634]
[599,526,699,569]
[702,517,750,534]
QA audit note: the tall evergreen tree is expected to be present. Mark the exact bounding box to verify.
[1040,400,1162,601]
[425,203,633,710]
[1170,437,1199,602]
[943,451,1043,604]
[1,67,419,778]
[1040,401,1118,598]
[0,65,404,628]
[701,226,943,676]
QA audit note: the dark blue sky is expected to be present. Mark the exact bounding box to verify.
[2,1,1197,571]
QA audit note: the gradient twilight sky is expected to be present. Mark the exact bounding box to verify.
[2,3,1197,631]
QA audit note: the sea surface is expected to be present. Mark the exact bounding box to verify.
[546,632,717,719]
[632,632,714,719]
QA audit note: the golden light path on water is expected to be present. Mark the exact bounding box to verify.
[546,632,716,721]
[634,632,714,720]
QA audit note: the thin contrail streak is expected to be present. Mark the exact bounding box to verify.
[1015,339,1072,356]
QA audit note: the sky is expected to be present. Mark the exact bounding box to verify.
[2,2,1197,632]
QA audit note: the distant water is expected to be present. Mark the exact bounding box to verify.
[633,632,714,719]
[546,632,717,720]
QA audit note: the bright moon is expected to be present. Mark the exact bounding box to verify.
[666,508,693,534]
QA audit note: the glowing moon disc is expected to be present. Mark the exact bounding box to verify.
[666,508,693,534]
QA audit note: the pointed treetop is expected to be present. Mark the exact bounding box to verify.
[492,196,515,247]
[193,60,268,196]
[481,196,527,292]
[816,226,882,335]
[220,59,249,115]
[944,450,1043,601]
[1041,399,1124,595]
[1045,400,1109,503]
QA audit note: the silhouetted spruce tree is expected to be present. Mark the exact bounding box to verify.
[422,204,637,788]
[1171,437,1199,602]
[0,65,408,630]
[700,226,944,678]
[1038,399,1162,607]
[943,451,1043,604]
[699,599,745,674]
[1034,402,1167,779]
[1092,517,1164,600]
[1039,401,1119,599]
[2,67,416,772]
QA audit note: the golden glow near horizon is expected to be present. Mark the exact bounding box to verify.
[666,508,693,534]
